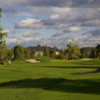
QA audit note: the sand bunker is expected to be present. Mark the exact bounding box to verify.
[81,58,93,60]
[26,59,41,63]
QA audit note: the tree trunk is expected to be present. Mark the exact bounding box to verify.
[8,59,11,64]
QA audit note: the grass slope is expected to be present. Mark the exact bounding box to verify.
[0,57,100,100]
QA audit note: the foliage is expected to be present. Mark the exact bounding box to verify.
[82,49,90,58]
[51,46,57,58]
[24,47,31,58]
[60,47,64,53]
[37,52,42,57]
[43,45,50,56]
[6,49,14,64]
[30,50,36,58]
[37,44,40,46]
[58,52,64,59]
[64,47,67,56]
[90,47,97,58]
[14,45,25,60]
[0,8,8,64]
[65,41,81,59]
[96,44,100,59]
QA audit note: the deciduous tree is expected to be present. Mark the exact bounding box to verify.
[6,49,14,64]
[0,8,8,64]
[24,47,31,58]
[14,45,25,60]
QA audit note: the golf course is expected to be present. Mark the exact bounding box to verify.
[0,57,100,100]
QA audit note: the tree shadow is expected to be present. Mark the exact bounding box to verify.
[41,66,99,69]
[0,78,100,95]
[40,66,100,75]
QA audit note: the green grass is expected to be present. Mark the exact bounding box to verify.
[0,57,100,100]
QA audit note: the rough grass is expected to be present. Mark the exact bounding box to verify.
[0,57,100,100]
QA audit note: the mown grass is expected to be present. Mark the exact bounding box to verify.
[0,57,100,100]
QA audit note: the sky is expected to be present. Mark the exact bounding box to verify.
[0,0,100,49]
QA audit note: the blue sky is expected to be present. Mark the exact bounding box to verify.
[0,0,100,49]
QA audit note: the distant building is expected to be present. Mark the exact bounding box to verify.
[80,47,93,54]
[28,46,60,56]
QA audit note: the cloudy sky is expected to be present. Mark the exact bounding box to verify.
[0,0,100,49]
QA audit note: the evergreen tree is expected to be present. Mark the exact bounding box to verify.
[51,46,57,58]
[0,8,8,64]
[58,52,64,59]
[72,44,81,59]
[66,41,81,59]
[43,45,50,56]
[64,47,67,56]
[67,41,73,59]
[60,47,64,53]
[14,45,25,60]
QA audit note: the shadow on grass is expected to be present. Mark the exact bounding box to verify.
[0,78,100,95]
[40,66,100,69]
[70,68,100,75]
[40,66,100,75]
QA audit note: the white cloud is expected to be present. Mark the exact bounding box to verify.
[82,19,100,26]
[14,17,70,29]
[50,14,59,19]
[67,26,82,32]
[88,0,94,3]
[6,36,100,49]
[15,18,44,29]
[23,30,39,37]
[8,13,33,17]
[2,29,16,34]
[2,30,11,33]
[52,26,82,37]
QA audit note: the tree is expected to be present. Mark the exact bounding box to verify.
[82,49,89,58]
[37,52,42,57]
[37,44,40,46]
[90,47,97,58]
[72,44,81,59]
[66,41,81,59]
[67,41,73,59]
[6,49,14,64]
[51,46,57,58]
[64,47,67,56]
[0,8,8,64]
[60,47,64,53]
[30,50,36,58]
[58,52,64,59]
[14,45,25,60]
[24,47,31,58]
[96,44,100,59]
[43,45,50,56]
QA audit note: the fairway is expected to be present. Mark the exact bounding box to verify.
[0,57,100,100]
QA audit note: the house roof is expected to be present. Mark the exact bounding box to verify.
[28,46,60,52]
[80,47,92,53]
